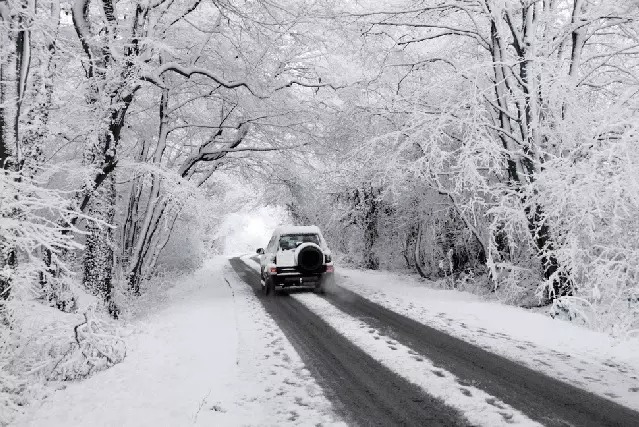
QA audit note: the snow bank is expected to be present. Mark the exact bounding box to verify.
[2,293,125,424]
[14,257,236,426]
[337,267,639,411]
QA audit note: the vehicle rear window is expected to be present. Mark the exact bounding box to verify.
[279,234,320,250]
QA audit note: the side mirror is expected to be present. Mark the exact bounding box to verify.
[256,248,265,255]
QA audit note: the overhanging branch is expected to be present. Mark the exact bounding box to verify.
[140,63,259,96]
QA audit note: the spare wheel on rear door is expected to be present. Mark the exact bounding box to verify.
[296,243,324,273]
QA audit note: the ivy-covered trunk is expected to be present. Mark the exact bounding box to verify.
[0,25,12,298]
[361,186,379,270]
[0,3,18,298]
[83,170,117,315]
[70,0,143,311]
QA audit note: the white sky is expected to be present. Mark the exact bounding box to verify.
[220,205,290,255]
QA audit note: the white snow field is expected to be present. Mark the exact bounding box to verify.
[14,257,343,427]
[335,267,639,411]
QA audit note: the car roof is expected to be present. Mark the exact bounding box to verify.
[274,225,322,235]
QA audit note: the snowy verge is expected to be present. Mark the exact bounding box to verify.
[13,257,237,426]
[292,293,540,426]
[2,290,126,424]
[336,267,639,411]
[14,257,343,426]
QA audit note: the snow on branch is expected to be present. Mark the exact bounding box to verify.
[177,123,250,177]
[141,65,346,97]
[0,1,10,21]
[274,79,347,92]
[211,143,308,153]
[140,63,259,95]
[374,22,489,49]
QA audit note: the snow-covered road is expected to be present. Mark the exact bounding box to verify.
[333,267,639,411]
[234,256,639,426]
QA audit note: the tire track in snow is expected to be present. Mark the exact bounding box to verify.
[320,284,639,427]
[238,255,639,426]
[229,257,469,426]
[291,293,540,427]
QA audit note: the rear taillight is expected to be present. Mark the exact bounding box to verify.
[326,265,334,273]
[269,266,277,274]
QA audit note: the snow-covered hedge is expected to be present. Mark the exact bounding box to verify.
[0,169,126,424]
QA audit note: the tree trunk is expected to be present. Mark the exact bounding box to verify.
[142,205,181,276]
[0,7,12,297]
[127,194,168,294]
[414,223,427,279]
[121,139,150,262]
[125,87,170,293]
[362,186,379,270]
[83,171,118,316]
[0,7,17,170]
[0,3,20,297]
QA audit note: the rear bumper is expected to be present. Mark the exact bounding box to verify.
[270,267,334,287]
[276,265,328,275]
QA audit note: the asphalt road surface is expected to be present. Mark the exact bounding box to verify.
[229,258,639,427]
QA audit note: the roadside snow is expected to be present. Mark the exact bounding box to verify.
[15,257,342,426]
[242,255,261,273]
[336,267,639,411]
[292,293,540,427]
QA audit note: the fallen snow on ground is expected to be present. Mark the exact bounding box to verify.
[241,254,261,273]
[15,257,342,426]
[292,293,540,427]
[336,267,639,411]
[220,263,344,426]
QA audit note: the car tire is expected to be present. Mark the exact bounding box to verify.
[320,273,335,293]
[264,277,276,296]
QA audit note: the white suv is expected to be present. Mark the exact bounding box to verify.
[257,225,334,295]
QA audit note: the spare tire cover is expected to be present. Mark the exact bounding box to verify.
[296,243,324,272]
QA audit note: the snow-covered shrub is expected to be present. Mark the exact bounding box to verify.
[52,309,126,380]
[532,119,639,335]
[154,213,205,275]
[0,168,84,302]
[0,307,22,423]
[0,168,126,423]
[8,302,125,381]
[414,205,487,280]
[1,299,126,423]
